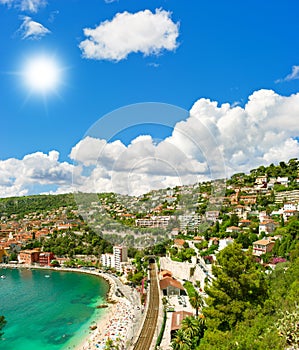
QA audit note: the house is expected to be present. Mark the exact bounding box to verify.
[159,277,186,296]
[259,220,276,235]
[205,211,219,223]
[234,205,247,219]
[255,175,267,185]
[283,203,297,211]
[173,239,186,249]
[171,311,194,338]
[252,239,275,256]
[276,177,289,187]
[283,210,298,222]
[239,195,257,205]
[226,226,240,234]
[259,211,269,222]
[239,219,251,228]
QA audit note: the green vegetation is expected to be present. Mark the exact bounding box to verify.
[171,316,206,349]
[203,243,268,332]
[0,193,76,218]
[155,309,167,348]
[197,243,299,349]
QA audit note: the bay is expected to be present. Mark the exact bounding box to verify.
[0,267,109,350]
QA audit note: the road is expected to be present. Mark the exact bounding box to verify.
[133,263,160,350]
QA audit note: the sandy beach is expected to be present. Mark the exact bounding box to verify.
[78,298,137,350]
[0,264,141,350]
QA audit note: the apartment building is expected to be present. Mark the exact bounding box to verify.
[113,246,128,272]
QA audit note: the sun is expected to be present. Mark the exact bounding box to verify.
[23,55,61,93]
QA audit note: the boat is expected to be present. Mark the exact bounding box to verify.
[0,275,6,279]
[44,275,50,278]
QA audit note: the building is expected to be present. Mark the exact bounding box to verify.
[179,213,201,231]
[276,177,289,187]
[18,249,40,264]
[226,226,241,234]
[240,195,257,205]
[159,277,186,296]
[275,190,299,204]
[135,216,171,228]
[100,253,115,269]
[39,252,55,266]
[159,270,173,279]
[205,211,219,223]
[113,246,128,272]
[252,239,275,257]
[259,220,276,235]
[171,311,194,338]
[255,175,267,185]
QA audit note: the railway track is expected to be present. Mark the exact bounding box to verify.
[133,263,160,350]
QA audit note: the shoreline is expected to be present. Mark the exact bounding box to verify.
[0,263,141,350]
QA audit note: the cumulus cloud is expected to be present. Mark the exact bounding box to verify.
[0,0,46,12]
[79,9,179,61]
[18,16,50,39]
[0,151,75,198]
[276,65,299,83]
[1,89,299,198]
[69,89,299,196]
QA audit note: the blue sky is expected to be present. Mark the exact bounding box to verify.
[0,0,299,197]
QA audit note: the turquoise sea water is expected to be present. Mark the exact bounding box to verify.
[0,268,109,350]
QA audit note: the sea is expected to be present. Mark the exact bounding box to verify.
[0,267,109,350]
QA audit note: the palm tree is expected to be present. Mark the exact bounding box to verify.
[181,316,198,338]
[181,315,206,347]
[171,329,192,350]
[189,291,204,318]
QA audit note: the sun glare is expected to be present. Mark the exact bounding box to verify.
[23,56,61,93]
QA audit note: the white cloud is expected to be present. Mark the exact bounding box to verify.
[276,65,299,83]
[18,16,50,39]
[79,9,179,61]
[1,89,299,198]
[69,89,299,196]
[0,151,74,198]
[0,0,46,12]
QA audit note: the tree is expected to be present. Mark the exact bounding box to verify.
[0,316,6,338]
[203,243,268,332]
[180,315,206,347]
[171,329,192,350]
[189,291,204,318]
[229,214,239,227]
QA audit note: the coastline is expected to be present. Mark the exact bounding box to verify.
[0,263,141,350]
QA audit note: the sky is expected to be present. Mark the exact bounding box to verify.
[0,0,299,198]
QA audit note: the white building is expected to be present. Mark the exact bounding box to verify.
[135,216,171,228]
[113,246,128,272]
[100,253,115,269]
[179,213,201,231]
